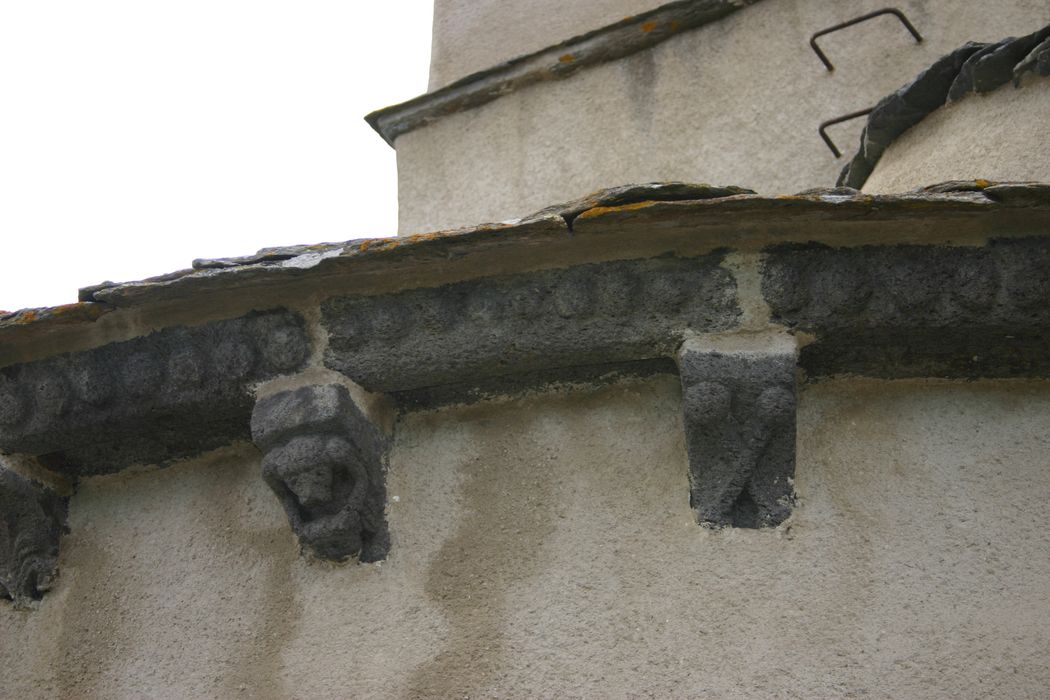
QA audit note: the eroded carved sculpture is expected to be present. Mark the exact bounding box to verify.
[251,385,389,562]
[0,469,67,608]
[677,338,797,528]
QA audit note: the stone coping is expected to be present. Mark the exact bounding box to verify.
[364,0,761,146]
[839,22,1050,189]
[3,180,1050,368]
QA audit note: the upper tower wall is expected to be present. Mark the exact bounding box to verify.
[429,0,669,89]
[382,0,1050,233]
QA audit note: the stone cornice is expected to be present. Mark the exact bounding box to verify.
[365,0,762,145]
[3,182,1050,369]
[2,179,1050,587]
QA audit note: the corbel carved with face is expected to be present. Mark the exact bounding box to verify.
[250,384,389,562]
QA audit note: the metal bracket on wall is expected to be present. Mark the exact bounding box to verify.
[810,8,923,71]
[819,107,874,158]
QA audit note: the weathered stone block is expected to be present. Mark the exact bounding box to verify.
[762,237,1050,378]
[323,254,740,393]
[676,335,797,528]
[0,469,67,608]
[251,385,389,562]
[0,309,310,475]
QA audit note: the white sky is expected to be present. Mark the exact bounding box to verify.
[0,1,434,312]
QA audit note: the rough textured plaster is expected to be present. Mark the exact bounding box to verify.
[0,446,302,698]
[397,0,1050,233]
[429,0,671,90]
[3,378,1050,697]
[375,3,761,146]
[864,78,1050,193]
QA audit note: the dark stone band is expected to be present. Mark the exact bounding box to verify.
[323,253,741,393]
[762,236,1050,378]
[0,309,310,476]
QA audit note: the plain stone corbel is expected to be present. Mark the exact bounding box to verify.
[250,384,390,563]
[676,333,798,528]
[0,467,67,608]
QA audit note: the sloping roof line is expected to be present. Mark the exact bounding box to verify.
[365,0,761,145]
[3,180,1049,364]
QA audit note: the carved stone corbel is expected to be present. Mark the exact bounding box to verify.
[0,468,67,607]
[250,384,390,562]
[676,334,798,528]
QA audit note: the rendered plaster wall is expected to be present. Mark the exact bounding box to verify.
[863,77,1050,193]
[3,377,1050,697]
[429,0,668,89]
[397,0,1050,233]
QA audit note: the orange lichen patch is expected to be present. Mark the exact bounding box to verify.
[51,303,110,321]
[576,200,661,220]
[2,302,113,329]
[558,53,575,63]
[641,21,658,33]
[974,179,992,188]
[358,238,401,254]
[404,230,457,245]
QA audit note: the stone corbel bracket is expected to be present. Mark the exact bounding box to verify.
[0,469,67,608]
[250,384,390,563]
[676,334,798,528]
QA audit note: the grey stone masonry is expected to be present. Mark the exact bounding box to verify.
[0,309,310,476]
[323,254,740,393]
[762,236,1050,378]
[676,335,798,528]
[251,385,390,563]
[0,468,66,608]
